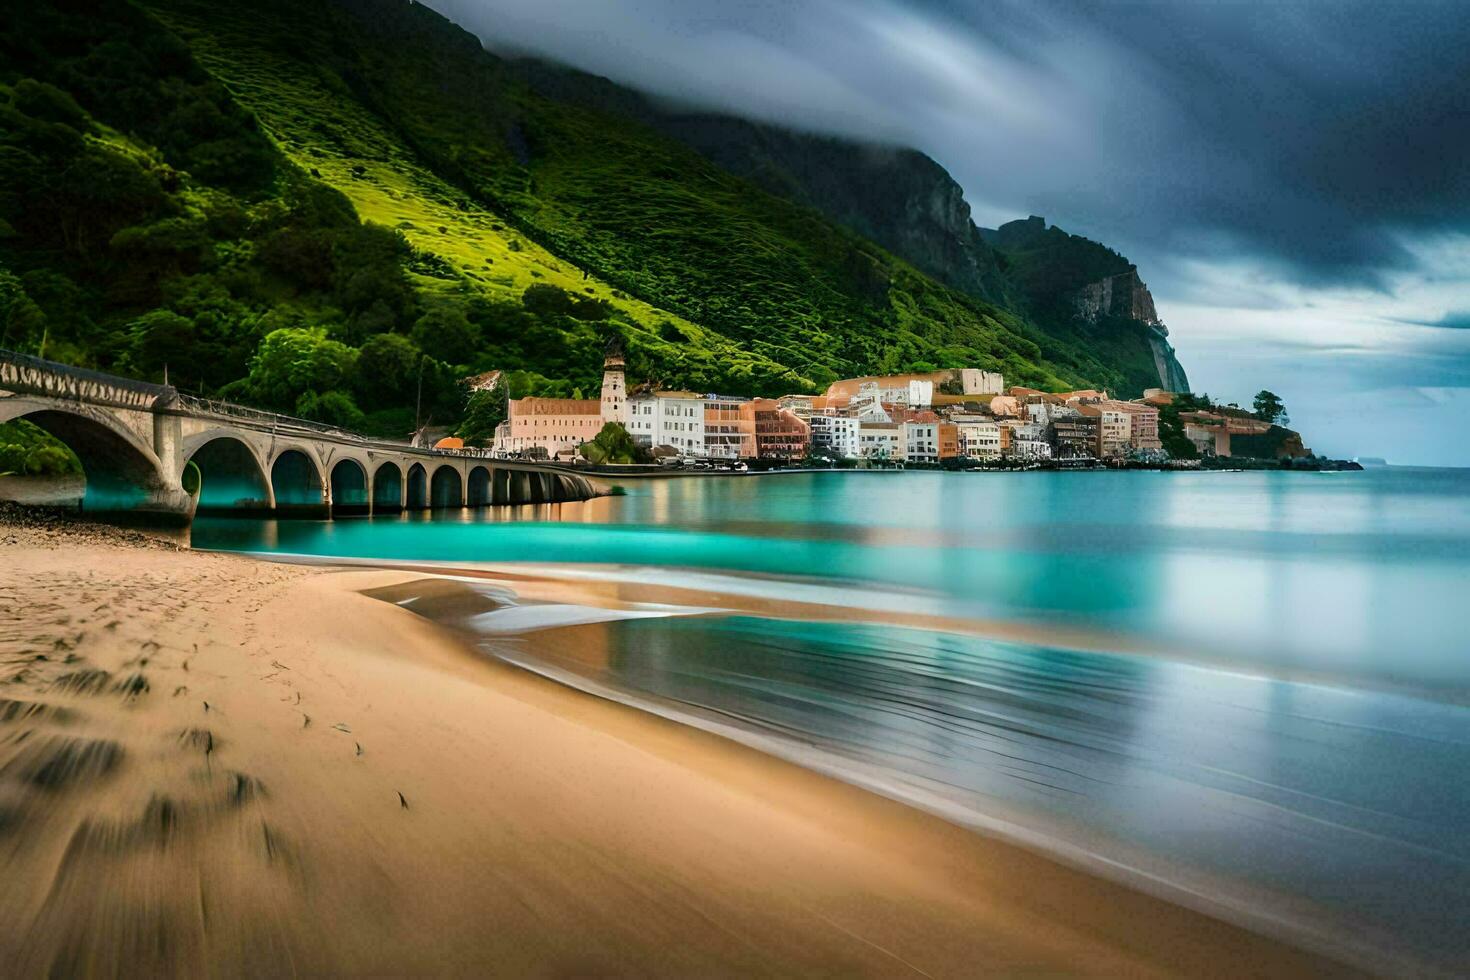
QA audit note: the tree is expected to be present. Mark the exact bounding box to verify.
[578,422,647,464]
[0,271,46,351]
[352,332,423,410]
[295,390,365,430]
[410,304,476,363]
[124,309,195,381]
[243,328,356,412]
[455,387,506,447]
[1252,390,1288,425]
[521,283,575,318]
[12,79,88,129]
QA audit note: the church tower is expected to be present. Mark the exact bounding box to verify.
[600,338,627,425]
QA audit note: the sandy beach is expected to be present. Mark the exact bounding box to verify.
[0,513,1352,977]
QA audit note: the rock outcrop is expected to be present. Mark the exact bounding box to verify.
[1147,327,1190,394]
[1074,270,1160,326]
[1072,270,1190,392]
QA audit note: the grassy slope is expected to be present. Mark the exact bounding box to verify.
[142,0,815,394]
[146,0,1092,394]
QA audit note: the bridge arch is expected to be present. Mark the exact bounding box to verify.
[0,400,178,519]
[270,447,327,517]
[467,466,491,507]
[373,461,404,513]
[406,463,428,510]
[185,435,272,513]
[429,464,463,509]
[330,458,369,517]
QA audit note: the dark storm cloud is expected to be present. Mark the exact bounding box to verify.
[424,0,1470,295]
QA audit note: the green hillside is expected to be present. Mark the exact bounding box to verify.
[1,0,1151,443]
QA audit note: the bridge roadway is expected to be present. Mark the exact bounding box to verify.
[0,349,602,526]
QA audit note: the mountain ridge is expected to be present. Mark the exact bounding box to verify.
[508,56,1188,396]
[1,0,1186,450]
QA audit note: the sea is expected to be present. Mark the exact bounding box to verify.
[193,467,1470,974]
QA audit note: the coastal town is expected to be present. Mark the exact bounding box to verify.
[474,347,1301,468]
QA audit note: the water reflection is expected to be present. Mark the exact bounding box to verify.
[519,614,1470,972]
[194,469,1470,697]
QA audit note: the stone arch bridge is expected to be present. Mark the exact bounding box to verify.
[1,350,603,526]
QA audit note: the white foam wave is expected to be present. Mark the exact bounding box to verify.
[465,601,724,635]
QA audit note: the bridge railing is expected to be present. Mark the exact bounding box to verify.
[173,393,502,458]
[1,348,540,466]
[173,393,357,438]
[0,347,174,411]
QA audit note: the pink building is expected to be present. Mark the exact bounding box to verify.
[499,398,604,458]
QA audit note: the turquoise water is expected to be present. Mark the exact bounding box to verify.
[197,468,1470,695]
[194,468,1470,971]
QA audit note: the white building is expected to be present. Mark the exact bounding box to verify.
[858,421,900,460]
[1023,396,1064,426]
[901,420,942,463]
[1001,420,1053,461]
[952,417,1002,460]
[776,394,814,420]
[907,379,934,408]
[808,415,860,459]
[958,369,1005,396]
[627,391,706,456]
[849,383,892,423]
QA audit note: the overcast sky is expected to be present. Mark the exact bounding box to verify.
[426,0,1470,465]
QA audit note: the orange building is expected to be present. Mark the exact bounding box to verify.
[703,396,755,459]
[747,398,810,460]
[938,421,960,459]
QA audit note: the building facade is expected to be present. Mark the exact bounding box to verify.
[808,415,861,459]
[748,399,810,460]
[900,419,959,463]
[1098,408,1133,458]
[1114,402,1162,452]
[1052,411,1098,458]
[703,396,754,459]
[1000,420,1053,460]
[824,369,1004,405]
[498,397,604,458]
[952,417,1002,459]
[957,369,1005,396]
[858,421,900,460]
[627,390,706,456]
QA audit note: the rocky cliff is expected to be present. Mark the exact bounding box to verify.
[636,117,1014,304]
[1074,270,1160,325]
[978,217,1190,395]
[1071,269,1189,393]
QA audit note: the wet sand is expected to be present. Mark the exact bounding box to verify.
[0,517,1353,976]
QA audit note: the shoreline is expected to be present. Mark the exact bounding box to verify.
[0,514,1360,975]
[247,551,1470,710]
[557,458,1364,479]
